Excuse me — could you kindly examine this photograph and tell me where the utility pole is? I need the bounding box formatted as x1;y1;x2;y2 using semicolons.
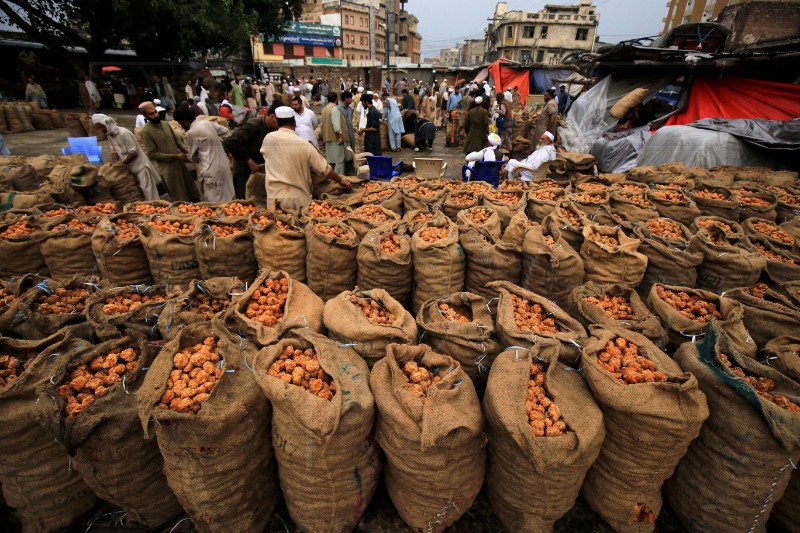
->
385;0;392;68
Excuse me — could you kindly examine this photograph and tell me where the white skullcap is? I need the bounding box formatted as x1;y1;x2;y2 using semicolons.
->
292;86;301;92
275;106;294;119
448;88;454;93
153;98;161;105
543;131;555;142
488;133;501;147
357;86;364;93
156;106;166;112
366;91;373;95
475;96;483;104
221;100;230;106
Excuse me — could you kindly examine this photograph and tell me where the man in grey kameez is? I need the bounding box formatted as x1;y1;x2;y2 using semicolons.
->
320;92;346;174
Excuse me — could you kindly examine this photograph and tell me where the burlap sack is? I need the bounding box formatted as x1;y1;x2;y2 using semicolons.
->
347;205;400;241
39;215;99;280
42;163;87;206
402;206;444;233
402;183;447;213
609;88;649;119
86;284;174;341
139;215;202;287
252;329;380;532
733;188;778;221
35;336;182;528
542;201;589;251
97;162;145;205
305;219;358;301
455;205;501;241
441;190;478;220
647;283;756;356
170;201;220;218
565;190;608;219
411;217;465;314
500;210;535;249
482;189;526;232
360;184;404;215
724;286;800;348
745;235;800;283
91;213;153;286
3;105;24;133
580;224;647;288
484;341;605;532
691;215;745;241
157;277;245;341
357;221;413;307
525;188;565;224
581;326;709;533
489;281;587;366
608;190;659;224
689;227;767;291
570;282;666;349
0;105;8;134
689;185;740;219
227;270;324;347
416;292;502;392
666;327;800;533
137;323;279;532
323;288;416;368
743;217;796;250
0;216;49;276
245;170;267;206
31;111;55;130
459;227;521;301
64;113;87;137
633;220;702;299
776;280;800;311
8;165;43;192
0;329;97;532
644;189;700;227
775;194;800;224
194;217;257;284
371;343;486;532
250;211;306;282
47;110;66;129
520;224;584;310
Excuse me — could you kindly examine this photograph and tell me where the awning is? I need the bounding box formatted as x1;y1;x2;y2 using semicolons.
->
472;68;489;83
488;60;530;101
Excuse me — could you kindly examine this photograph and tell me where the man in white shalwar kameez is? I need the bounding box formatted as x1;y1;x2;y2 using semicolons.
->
91;114;161;200
505;131;557;181
173;108;235;202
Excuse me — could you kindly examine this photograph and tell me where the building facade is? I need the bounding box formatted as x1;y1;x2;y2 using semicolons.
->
485;0;599;65
662;0;732;32
253;21;343;66
398;9;422;63
459;38;486;67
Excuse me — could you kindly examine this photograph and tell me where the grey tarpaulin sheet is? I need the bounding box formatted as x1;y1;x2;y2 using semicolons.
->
590;126;653;173
636;125;779;168
561;74;673;154
688;118;800;150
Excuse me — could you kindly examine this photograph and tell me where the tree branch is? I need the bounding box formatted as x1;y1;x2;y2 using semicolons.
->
3;0;89;46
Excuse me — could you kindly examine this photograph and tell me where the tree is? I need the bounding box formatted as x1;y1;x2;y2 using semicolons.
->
0;0;303;73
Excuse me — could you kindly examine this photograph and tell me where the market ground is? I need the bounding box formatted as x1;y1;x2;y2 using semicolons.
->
2;106;480;178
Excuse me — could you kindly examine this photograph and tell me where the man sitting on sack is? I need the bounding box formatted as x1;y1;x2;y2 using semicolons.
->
504;131;557;181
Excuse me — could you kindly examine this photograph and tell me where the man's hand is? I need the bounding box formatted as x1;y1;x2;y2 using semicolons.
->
357;128;364;135
247;159;259;173
175;153;190;162
337;133;343;145
338;177;352;190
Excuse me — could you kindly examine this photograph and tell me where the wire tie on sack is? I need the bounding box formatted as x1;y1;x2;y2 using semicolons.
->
562;366;584;373
84;510;126;533
168;517;191;533
49;375;56;385
244;353;252;372
568;338;581;349
236;334;248;350
122;374;129;394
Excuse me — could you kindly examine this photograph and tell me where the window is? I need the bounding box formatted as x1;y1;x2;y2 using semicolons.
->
540;26;548;38
504;49;510;57
576;28;589;41
521;50;531;62
523;26;535;38
506;26;513;38
344;15;349;24
304;45;314;57
536;50;545;62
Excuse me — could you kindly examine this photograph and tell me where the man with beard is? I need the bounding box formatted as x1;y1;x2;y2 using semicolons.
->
223;102;280;199
505;131;556;181
138;101;199;201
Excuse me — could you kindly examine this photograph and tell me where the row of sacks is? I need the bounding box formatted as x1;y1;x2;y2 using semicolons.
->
1;276;798;532
1;199;799;319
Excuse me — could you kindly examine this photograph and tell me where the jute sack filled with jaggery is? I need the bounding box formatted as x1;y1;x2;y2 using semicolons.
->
609;190;659;224
442;190;478;221
97;162;145;205
411;217;465;314
323;288;416;368
489;281;587;366
743;216;797;250
689;225;767;292
723;286;800;348
689;185;740;220
457;205;502;240
250;211;306;282
157;277;245;341
139;215;201;287
521;224;584;310
402;183;447;213
371;343;485;533
402;206;443;233
0;328;97;532
86;284;174;341
666;327;800;533
482;189;526;232
357;221;413;307
745;235;800;283
360;184;403;215
484;341;605;532
646;189;701;227
526;188;565;224
227;270;324;347
35;336;182;528
460;226;521;301
305;219;358;301
40;214;100;280
569;282;666;350
416;292;502;392
580;224;648;288
137;323;279;532
0;215;49;276
194;217;257;284
92;213;153;286
542;200;587;250
648;283;756;356
347;204;400;241
633;218;702;299
731;187;778;221
581;326;709;533
252;329;380;532
500;210;536;249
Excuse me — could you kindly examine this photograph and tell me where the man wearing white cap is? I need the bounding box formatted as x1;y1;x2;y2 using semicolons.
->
505;131;556;181
260;106;351;210
463;95;489;155
464;132;503;179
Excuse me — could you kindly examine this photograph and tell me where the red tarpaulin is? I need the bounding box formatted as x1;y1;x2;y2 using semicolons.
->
665;76;800;126
488;59;530;101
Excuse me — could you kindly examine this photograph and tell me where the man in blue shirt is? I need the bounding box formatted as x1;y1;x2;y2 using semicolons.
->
447;89;462;111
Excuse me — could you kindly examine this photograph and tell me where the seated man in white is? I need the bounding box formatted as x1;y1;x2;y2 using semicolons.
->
464;133;503;179
505;131;557;181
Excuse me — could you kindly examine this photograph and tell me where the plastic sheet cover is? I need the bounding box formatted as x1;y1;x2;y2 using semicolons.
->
636;125;779;169
590;126;652;173
689;118;800;150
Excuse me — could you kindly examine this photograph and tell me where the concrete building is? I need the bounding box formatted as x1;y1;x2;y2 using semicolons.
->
459;38;486;67
662;0;800;33
437;47;460;67
485;0;599;65
254;21;344;66
398;9;422;64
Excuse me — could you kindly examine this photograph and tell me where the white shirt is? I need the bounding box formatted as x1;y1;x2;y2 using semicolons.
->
186;120;235;202
505;144;557;181
293;108;319;147
503;90;513;104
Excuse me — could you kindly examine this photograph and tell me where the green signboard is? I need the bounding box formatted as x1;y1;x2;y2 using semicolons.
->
309;57;344;66
286;22;340;37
